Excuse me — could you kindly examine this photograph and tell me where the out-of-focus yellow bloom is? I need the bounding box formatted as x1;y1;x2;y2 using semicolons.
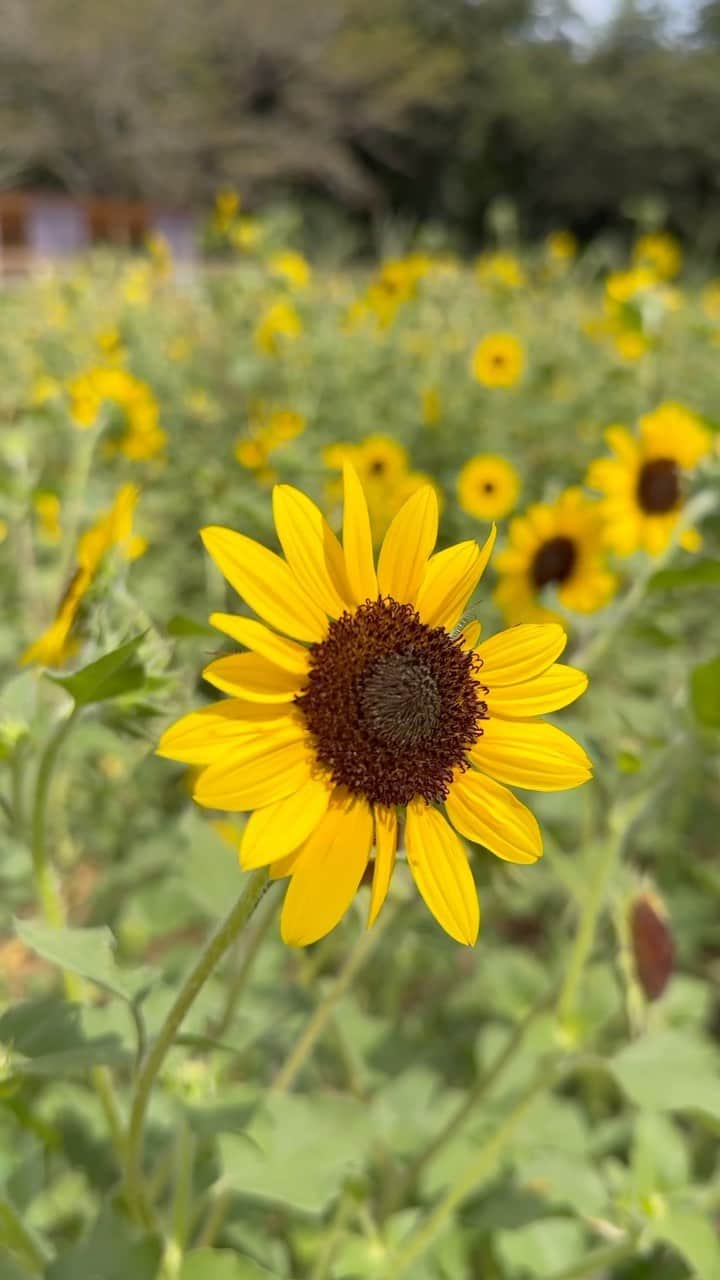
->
605;266;657;305
230;217;262;251
323;435;439;542
30;375;62;406
34;492;62;543
421;386;442;426
546;231;577;262
21;485;146;668
587;403;713;557
495;488;617;625
254;300;302;355
268;250;311;289
96;328;124;361
458;455;520;520
475;252;526;290
0;518;8;544
471;334;525;389
67;367;166;461
633;232;682;281
614;330;651;362
234;406;306;472
213;188;240;234
122;263;152;307
348;255;432;330
146;232;173;279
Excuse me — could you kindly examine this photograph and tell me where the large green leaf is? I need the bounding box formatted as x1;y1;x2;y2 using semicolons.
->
495;1217;587;1278
690;655;720;729
179;1250;282;1280
651;1205;720;1280
13;919;153;1003
218;1093;372;1215
48;635;146;706
45;1210;161;1280
610;1030;720;1119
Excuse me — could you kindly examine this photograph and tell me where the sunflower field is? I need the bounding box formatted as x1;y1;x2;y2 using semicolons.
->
1;214;720;1280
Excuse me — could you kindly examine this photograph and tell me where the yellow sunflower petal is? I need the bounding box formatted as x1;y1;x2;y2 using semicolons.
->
445;769;542;864
405;800;479;945
202;652;303;701
156;700;293;763
342;463;378;603
209;614;309;674
240;775;333;869
415;525;495;630
201;526;327;643
377;485;438;603
272;484;352;618
281;791;373;946
470;719;592;791
270;850;303;880
476;623;566;686
487;664;588;718
459;619;482;649
368;804;397;928
194;737;314;811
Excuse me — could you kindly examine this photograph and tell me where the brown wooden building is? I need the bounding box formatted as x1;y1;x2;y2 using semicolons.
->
0;192;196;272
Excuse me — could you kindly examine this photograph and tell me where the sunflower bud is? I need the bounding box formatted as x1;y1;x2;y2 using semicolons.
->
630;891;674;1002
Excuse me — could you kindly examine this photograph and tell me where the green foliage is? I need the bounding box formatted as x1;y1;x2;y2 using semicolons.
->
0;238;718;1279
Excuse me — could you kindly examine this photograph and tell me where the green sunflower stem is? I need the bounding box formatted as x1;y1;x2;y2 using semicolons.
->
0;1191;54;1273
30;707;128;1164
271;903;396;1095
383;1066;556;1279
383;982;557;1217
123;868;272;1226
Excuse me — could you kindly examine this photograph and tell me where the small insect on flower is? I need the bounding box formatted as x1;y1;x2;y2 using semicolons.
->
629;890;674;1002
158;468;591;947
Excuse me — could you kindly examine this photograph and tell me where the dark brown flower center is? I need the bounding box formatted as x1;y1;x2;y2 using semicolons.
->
296;598;486;807
482;481;496;494
636;458;680;514
531;536;577;589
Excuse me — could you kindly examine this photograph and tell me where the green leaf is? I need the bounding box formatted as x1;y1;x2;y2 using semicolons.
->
649;559;720;591
630;1113;690;1198
218;1093;372;1215
651;1205;720;1280
47;635;146;706
166;614;216;638
690;655;720;729
45;1209;161;1280
495;1217;587;1278
179;1250;282;1280
610;1030;720;1119
13;919;153;1003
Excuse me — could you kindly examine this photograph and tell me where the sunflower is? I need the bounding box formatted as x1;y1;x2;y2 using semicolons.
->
458;455;520;521
22;485;145;668
158;469;591;947
494;488;617;625
586;404;713;557
471;334;524;389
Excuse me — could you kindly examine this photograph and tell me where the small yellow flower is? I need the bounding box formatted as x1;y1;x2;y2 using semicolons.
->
605;267;657;305
158;468;591;947
471;334;525;389
30;375;62;406
21;486;146;668
34;492;62;543
614;330;651;362
254;300;302;355
587;403;713;557
0;518;8;544
633;232;682;281
67;368;166;461
96;328;123;360
546;231;577;263
475;252;525;290
268;250;311;290
702;280;720;323
458;456;520;520
213;188;240;233
495;488;617;624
